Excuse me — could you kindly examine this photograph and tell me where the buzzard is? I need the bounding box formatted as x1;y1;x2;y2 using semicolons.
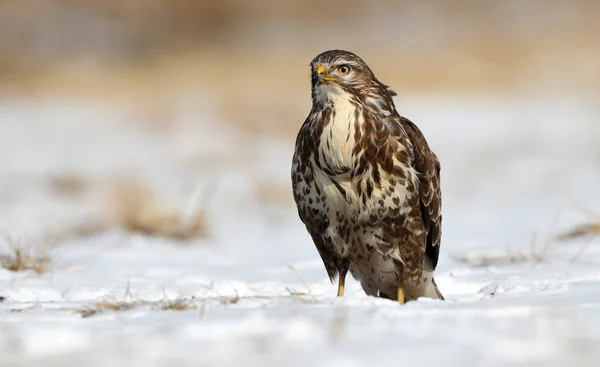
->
291;50;443;304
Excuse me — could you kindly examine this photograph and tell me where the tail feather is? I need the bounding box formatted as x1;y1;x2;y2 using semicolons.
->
413;276;444;301
431;278;444;300
397;277;444;302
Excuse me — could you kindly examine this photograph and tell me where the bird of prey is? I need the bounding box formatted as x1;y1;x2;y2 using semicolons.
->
291;50;443;304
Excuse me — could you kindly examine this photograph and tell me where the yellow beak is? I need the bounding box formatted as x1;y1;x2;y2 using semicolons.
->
315;65;326;75
314;65;340;82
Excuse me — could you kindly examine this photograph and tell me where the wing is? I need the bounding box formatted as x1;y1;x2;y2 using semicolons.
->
291;124;339;281
400;117;442;269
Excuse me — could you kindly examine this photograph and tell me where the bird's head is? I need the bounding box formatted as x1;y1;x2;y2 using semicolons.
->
309;50;397;109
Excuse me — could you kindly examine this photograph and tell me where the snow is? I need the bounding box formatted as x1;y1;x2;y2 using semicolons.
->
1;92;599;366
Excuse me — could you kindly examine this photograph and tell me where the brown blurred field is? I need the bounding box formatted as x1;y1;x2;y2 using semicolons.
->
1;1;598;177
2;0;599;91
0;0;599;137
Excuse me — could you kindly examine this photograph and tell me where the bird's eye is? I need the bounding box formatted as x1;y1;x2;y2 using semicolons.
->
337;65;351;75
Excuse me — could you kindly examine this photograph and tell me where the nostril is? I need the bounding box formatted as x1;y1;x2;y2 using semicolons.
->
314;66;326;75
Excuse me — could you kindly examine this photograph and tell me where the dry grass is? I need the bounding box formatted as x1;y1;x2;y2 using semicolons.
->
46;220;114;244
40;178;210;243
287;265;313;295
77;294;256;318
218;294;241;305
286;265;320;303
286;290;320;304
46;174;89;197
159;298;198;311
555;220;600;262
0;241;51;274
456;234;552;267
111;180;209;241
78;298;140;318
63;284;326;318
77;289;199;317
556;222;600;241
455;252;530;267
457;225;598;267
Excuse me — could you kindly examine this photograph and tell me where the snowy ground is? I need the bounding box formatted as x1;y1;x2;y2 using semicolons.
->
1;91;600;366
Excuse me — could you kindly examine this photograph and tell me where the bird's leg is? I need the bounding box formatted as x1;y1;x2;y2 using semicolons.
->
336;260;350;297
397;284;405;305
337;272;346;297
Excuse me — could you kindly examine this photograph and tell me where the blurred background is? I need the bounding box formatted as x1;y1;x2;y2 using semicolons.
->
1;1;600;365
0;0;599;256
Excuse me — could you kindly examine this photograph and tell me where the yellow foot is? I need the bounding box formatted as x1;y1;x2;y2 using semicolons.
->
397;284;405;305
337;273;346;297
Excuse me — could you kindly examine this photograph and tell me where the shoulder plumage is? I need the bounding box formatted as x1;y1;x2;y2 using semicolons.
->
397;116;442;267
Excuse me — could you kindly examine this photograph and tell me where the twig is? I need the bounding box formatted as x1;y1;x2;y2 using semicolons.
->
288;265;312;295
556;222;600;241
571;237;595;263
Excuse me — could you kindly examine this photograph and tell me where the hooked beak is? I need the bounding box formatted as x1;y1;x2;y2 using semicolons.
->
313;65;340;84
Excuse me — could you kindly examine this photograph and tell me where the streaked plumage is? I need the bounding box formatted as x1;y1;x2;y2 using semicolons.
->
291;50;443;302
